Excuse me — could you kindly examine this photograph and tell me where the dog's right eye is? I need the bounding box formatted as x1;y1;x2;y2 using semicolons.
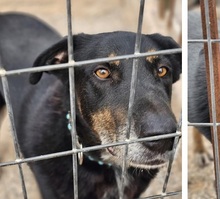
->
157;66;168;78
94;68;111;79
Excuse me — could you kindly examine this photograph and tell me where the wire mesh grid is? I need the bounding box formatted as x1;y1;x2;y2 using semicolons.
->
188;0;220;198
0;0;182;198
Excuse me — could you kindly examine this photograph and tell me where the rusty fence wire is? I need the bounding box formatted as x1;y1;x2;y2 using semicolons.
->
188;0;220;198
0;0;182;198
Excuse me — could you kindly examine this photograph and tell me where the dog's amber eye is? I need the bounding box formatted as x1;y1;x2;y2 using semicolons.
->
95;68;110;79
157;66;168;77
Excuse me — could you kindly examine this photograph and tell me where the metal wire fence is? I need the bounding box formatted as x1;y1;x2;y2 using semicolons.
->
0;0;182;198
188;0;220;198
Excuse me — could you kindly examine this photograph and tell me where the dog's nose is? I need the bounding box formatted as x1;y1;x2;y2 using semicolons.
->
139;110;177;152
133;98;177;152
139;110;177;137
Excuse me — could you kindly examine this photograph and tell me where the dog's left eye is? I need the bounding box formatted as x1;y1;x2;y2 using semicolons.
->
94;68;111;79
157;66;168;77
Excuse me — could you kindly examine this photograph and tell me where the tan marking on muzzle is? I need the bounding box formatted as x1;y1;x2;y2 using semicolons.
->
146;49;158;63
76;96;83;115
91;108;127;142
91;109;116;141
108;53;120;66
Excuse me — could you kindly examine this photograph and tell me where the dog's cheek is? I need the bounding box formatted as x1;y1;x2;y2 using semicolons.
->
90;108;117;143
162;78;173;99
171;56;182;83
90;108;127;144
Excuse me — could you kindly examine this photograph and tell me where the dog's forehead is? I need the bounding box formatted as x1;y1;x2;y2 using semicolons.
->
97;33;162;56
101;33;136;52
77;32;176;68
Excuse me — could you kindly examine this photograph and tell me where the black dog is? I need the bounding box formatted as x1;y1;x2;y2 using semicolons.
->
0;13;181;199
188;11;212;141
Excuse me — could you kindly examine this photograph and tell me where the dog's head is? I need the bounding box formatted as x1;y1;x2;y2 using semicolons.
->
30;31;181;169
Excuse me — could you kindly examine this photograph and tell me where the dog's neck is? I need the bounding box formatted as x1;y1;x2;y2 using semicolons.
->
66;112;112;167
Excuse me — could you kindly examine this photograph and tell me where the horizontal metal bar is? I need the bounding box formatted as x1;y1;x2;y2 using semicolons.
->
0;131;181;167
138;190;181;199
0;48;181;77
188;122;220;127
188;39;220;43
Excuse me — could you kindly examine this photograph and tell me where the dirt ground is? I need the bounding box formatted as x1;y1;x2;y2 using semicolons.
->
188;127;216;199
0;0;183;198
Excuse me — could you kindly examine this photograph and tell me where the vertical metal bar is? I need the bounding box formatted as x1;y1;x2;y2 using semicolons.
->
0;66;28;199
125;0;145;138
66;0;74;61
118;0;145;198
200;0;220;198
66;0;79;198
161;115;182;198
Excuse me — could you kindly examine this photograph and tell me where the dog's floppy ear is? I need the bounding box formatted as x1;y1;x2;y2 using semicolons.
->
148;33;182;83
29;37;69;84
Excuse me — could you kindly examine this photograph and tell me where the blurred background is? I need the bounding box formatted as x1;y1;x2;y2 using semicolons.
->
0;0;182;198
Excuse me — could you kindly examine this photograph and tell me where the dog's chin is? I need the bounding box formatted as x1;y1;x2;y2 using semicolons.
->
101;155;168;170
128;161;167;169
100;148;171;170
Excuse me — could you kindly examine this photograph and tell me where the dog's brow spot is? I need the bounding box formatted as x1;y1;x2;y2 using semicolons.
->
146;49;158;63
108;53;120;66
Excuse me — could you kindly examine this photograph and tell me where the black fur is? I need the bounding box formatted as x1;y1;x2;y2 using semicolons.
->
188;11;212;141
0;13;181;199
0;12;61;113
